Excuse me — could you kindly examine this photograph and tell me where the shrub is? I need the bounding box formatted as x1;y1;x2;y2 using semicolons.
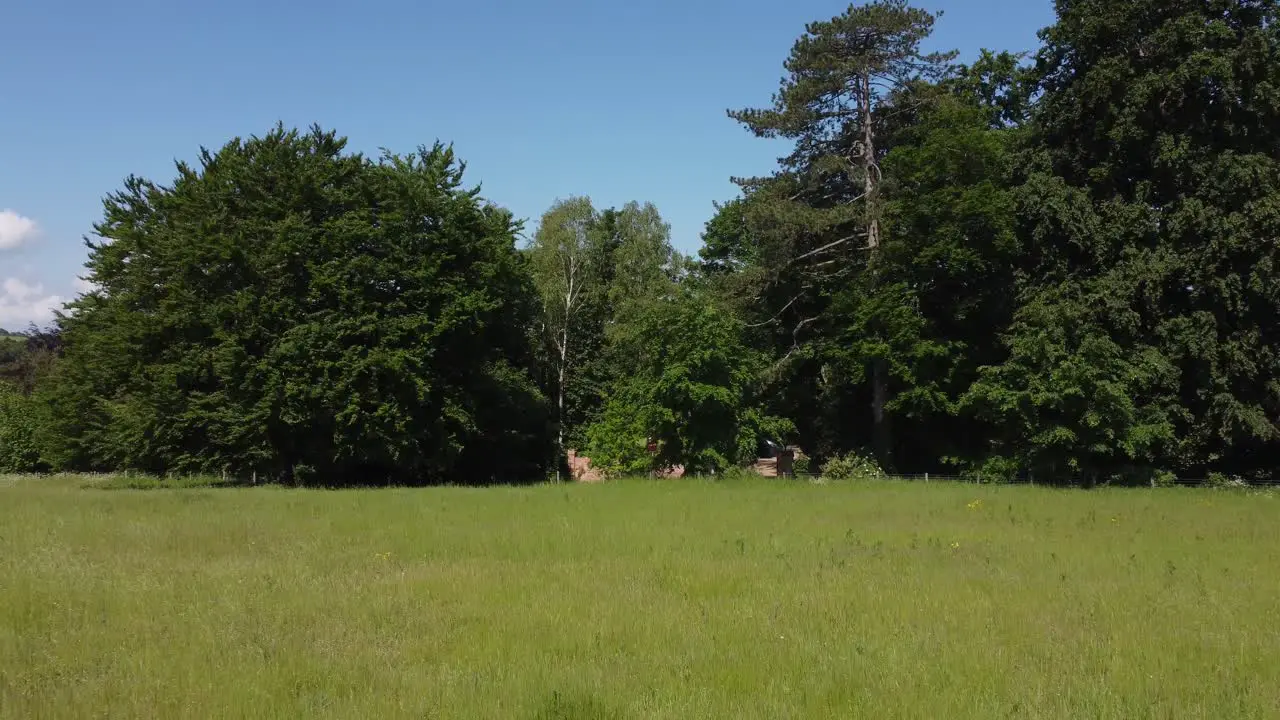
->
963;456;1021;484
793;454;812;476
0;386;46;473
820;452;885;481
1206;472;1248;489
715;466;764;483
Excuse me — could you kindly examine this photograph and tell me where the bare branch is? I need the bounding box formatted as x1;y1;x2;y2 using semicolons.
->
746;293;803;328
793;233;867;263
793;315;818;340
765;314;821;378
839;190;870;207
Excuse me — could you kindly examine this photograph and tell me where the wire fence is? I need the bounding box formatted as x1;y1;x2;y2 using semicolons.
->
5;470;1276;491
782;472;1279;489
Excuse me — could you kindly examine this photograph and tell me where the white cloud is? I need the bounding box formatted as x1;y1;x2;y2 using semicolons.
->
0;278;64;329
4;278;41;301
0;210;39;250
73;276;100;295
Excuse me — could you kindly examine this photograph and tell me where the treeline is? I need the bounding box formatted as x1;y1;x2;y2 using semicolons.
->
699;0;1280;486
2;0;1279;485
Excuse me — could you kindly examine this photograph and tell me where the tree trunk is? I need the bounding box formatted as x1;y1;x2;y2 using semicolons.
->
861;71;889;469
557;328;568;482
871;357;892;471
555;254;578;484
862;72;880;252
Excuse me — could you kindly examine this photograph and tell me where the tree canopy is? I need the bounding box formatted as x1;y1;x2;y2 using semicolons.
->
39;126;551;486
5;0;1280;486
966;0;1280;484
700;0;1280;484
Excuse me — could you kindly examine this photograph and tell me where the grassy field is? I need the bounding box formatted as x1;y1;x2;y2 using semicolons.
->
1;475;1278;719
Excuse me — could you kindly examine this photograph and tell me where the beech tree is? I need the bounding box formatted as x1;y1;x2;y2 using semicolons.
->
44;126;552;485
585;285;792;476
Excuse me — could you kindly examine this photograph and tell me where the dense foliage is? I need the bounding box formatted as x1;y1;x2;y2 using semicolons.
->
967;0;1280;484
0;384;46;473
0;326;61;396
523;198;683;461
4;0;1279;485
585;286;792;476
35;127;551;485
698;0;1280;485
523;198;789;476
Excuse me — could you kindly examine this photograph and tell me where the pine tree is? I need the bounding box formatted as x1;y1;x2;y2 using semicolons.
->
726;0;955;468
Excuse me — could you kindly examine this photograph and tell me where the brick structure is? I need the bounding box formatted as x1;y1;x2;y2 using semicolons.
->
566;450;603;483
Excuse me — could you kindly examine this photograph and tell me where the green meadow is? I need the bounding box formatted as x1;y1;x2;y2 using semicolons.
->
2;475;1277;719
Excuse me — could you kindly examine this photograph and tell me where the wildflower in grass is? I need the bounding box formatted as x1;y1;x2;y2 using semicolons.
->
950;542;961;550
967;500;982;510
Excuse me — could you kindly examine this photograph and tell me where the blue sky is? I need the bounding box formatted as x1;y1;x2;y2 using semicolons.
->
0;0;1054;328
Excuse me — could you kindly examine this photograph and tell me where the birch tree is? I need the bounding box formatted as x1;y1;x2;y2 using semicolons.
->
528;197;604;472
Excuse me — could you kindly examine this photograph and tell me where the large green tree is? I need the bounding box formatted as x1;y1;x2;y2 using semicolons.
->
726;0;956;468
527;197;608;471
526;198;683;460
706;63;1024;472
585;285;792;476
45;125;552;485
606;201;682;329
969;0;1280;483
866;56;1025;470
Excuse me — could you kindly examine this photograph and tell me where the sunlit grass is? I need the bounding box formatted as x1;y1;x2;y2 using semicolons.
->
2;475;1277;718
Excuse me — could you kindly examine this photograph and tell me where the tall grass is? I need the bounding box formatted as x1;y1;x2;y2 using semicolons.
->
1;475;1277;718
